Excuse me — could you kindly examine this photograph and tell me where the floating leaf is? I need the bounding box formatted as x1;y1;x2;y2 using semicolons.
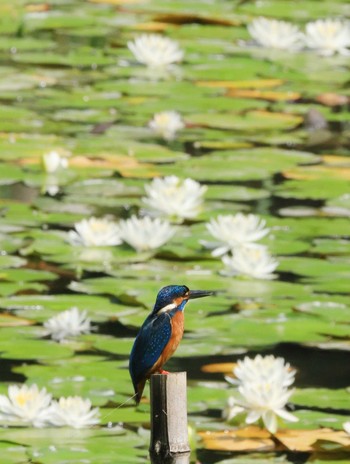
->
275;428;350;452
187;110;303;131
197;79;285;89
201;362;236;374
199;426;350;452
198;426;274;452
0;327;74;360
226;89;300;102
293;388;350;411
0;313;34;327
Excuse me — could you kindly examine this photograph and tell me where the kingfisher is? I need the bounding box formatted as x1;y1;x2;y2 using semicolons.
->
129;284;212;404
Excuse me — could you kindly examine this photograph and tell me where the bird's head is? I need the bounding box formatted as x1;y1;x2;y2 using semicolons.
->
152;284;212;316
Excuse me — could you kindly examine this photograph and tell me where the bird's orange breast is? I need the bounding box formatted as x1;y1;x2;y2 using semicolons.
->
159;311;184;367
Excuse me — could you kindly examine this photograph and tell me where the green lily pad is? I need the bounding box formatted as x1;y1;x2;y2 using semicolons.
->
0;37;56;52
293;388;350;411
276;178;350;200
0;294;129;322
0;442;28;463
15;356;132;405
12;49;115;68
156;148;318;182
0;254;26;268
186;110;303;131
0;427;146;463
311;238;350;255
0;327;74;360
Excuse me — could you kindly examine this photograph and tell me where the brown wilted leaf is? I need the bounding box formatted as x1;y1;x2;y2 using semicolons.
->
226;89;300;102
89;0;141;4
69;155;158;178
198;426;274;451
201;362;236;374
316;93;349;107
283;165;350;181
0;313;34;327
199;427;350;453
321;155;350;166
19;154;158;178
196;79;284;89
132;22;172;32
275;428;350;452
25;3;50;12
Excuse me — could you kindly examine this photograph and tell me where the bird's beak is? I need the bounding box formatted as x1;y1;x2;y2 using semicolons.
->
188;290;213;300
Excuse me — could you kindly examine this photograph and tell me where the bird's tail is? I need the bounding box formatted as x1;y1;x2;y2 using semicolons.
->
135;379;146;404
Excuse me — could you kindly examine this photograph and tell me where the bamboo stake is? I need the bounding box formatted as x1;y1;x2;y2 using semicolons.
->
149;372;190;464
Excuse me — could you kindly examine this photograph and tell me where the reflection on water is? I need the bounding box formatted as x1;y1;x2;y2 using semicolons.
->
0;182;38;203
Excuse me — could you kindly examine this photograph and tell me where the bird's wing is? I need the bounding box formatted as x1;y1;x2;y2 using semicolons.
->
129;312;172;387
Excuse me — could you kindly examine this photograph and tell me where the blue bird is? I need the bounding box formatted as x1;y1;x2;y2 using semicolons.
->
129;285;212;404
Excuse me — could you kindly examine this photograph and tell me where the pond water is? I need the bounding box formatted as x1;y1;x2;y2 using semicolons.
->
0;0;349;463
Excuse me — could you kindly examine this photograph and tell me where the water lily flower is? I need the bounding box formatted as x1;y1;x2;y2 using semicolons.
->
46;396;100;429
204;213;269;257
42;175;60;196
44;307;91;341
304;19;350;56
227;355;296;389
235;378;298;433
118;215;176;252
68;217;122;247
0;384;52;428
222;246;278;280
223;355;298;433
344;421;350;434
143;176;207;220
148;111;185;141
42;150;68;174
223;396;246;422
127;34;184;69
247;17;303;50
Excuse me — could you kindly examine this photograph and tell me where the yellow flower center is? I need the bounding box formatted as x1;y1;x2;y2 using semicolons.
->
91;222;109;232
15;392;34;406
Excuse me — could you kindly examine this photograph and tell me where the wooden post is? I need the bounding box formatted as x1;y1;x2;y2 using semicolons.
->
149;372;190;464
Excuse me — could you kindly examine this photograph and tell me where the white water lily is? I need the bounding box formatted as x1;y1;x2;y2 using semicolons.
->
44;307;91;341
42;150;68;173
46;396;100;429
236;379;298;433
227;355;296;389
127;34;184;68
143;176;207;220
223;396;245;421
149;111;185;141
204;213;269;257
248;17;303;50
304;19;350;56
68;217;122;247
222;246;278;280
0;384;52;427
118;215;176;252
223;355;298;433
42;174;60;196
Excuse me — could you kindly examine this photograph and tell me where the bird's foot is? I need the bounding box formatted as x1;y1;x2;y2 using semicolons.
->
159;369;169;375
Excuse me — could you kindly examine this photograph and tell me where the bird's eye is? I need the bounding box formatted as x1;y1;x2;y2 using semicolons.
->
184;291;189;298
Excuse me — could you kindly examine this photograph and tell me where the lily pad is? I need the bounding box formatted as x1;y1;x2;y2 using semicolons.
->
0;327;74;360
157;148;318;182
